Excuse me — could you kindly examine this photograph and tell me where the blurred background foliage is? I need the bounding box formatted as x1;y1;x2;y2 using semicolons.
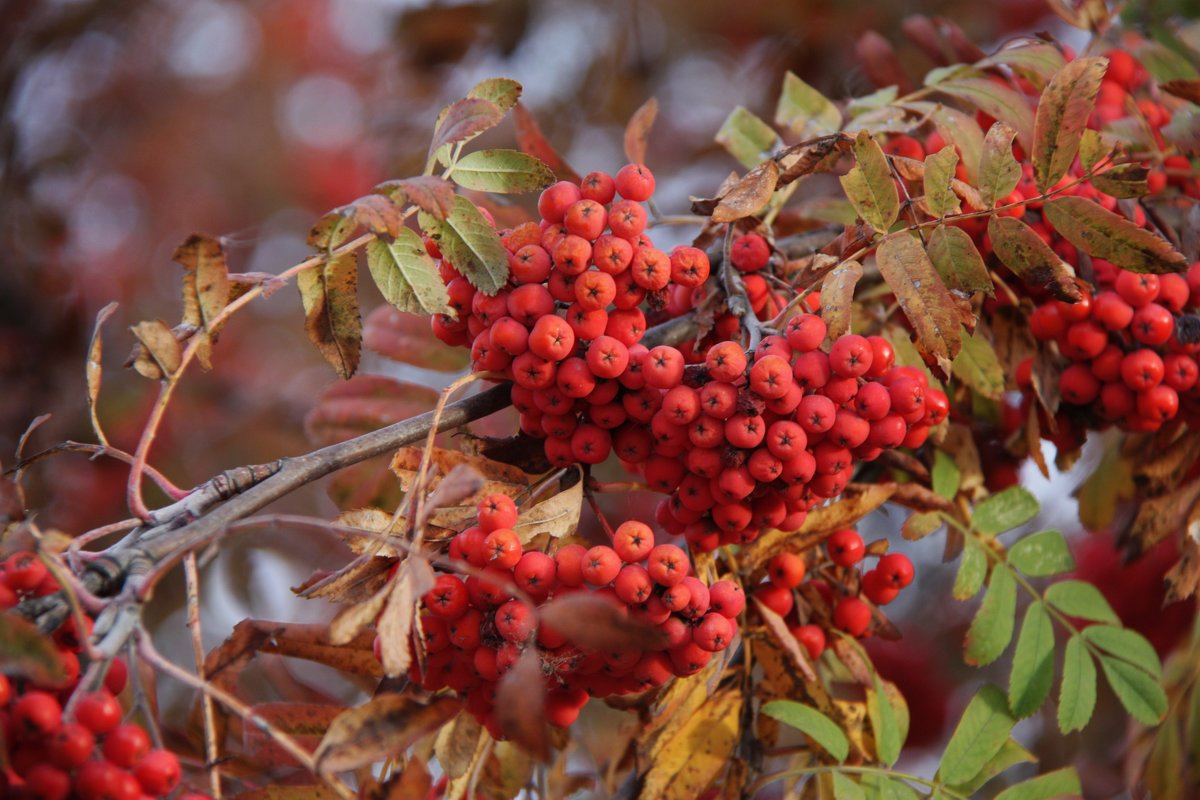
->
2;0;1197;792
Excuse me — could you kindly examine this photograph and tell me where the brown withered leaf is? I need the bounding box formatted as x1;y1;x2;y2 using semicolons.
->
207;620;383;691
435;712;486;785
941;423;985;500
875;234;962;372
513;102;581;183
1161;80;1200;104
1164;522;1200;603
783;252;840;290
375;176;457;221
242;702;340;768
328;581;390;646
638;686;742;800
383;757;433;799
776;135;850;188
514;474;583;544
987;215;1082;302
363;305;470;372
624;97;658;166
232;787;343;799
1125;477;1200;558
173;233;230;335
742;482;897;570
298;248;361;380
637;658;722;760
377;559;435;678
538;593;668;651
902;512;943;541
1133;429;1200;497
711;160;780;223
495;648;550;761
392;447;531;490
753;598;816;682
890;156;984;211
314;694;460;775
339;194;403;238
129;320;182;380
423;464;485;521
299;550;394;602
819;260;863;340
86;302;118;446
888;483;954;513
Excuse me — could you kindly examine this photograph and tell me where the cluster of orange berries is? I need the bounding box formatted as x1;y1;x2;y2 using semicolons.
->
387;494;747;739
751;528;916;654
1;553;197;800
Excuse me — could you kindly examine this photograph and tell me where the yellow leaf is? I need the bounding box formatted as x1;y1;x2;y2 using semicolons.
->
639;686;742;800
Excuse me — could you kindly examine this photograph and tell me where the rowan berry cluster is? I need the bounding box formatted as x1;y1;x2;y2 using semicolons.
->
389;494;745;740
750;529;916;652
640;328;949;552
1;553;195;800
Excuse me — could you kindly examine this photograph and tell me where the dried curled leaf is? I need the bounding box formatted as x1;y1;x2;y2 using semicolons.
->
624;97;658;166
314;694;460;775
363;305;470;372
819;260;863;339
639;686;742;800
298;251;361;380
712;160;780;223
754;598;816;682
495;648;550;761
375;176;456;220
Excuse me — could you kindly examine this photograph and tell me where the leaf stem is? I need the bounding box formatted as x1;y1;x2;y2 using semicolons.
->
750;763;968;798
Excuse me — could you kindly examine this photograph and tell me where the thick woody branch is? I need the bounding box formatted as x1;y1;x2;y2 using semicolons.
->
20;313;700;631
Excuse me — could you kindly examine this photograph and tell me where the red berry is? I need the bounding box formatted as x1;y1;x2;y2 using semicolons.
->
48;722;95;769
134;749;182;796
827;529;865;567
582;545;622;587
694;613;734;652
613;520;654;563
614;163;656;201
13;690;63;736
709;580;745;618
477;494;518;532
878;552;915;588
424;574;470;620
768;552;806;589
646;544;689;587
829;335;874;378
730;234;770;272
834;597;872;636
103;723;152;768
790;623;826;660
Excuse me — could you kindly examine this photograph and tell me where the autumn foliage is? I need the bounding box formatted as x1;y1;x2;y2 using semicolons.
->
5;2;1200;799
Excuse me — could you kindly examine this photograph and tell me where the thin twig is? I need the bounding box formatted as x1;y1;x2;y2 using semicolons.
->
185;552;222;798
13;441;187;500
138;634;356;800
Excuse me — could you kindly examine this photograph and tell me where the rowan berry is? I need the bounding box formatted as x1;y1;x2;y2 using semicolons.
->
768;552;806;589
102;723;151;768
538;180;583;223
615;163;656;201
753;583;794;617
730;234;770;272
1115;270;1159;307
134;750;182;796
580;170;616;204
1131;302;1174;345
1121;349;1164;390
586;335;630;379
833;597;872;637
564;199;607;240
829;334;874;378
827;529;865;567
643;346;685;389
631;247;671;290
862;569;900;605
425;574;470;619
608;200;648;239
605;307;646;346
75;690;122;735
878;552;915;587
582;546;622;586
797;394;837;434
694;613;733;652
647;544;689;587
791;624;826;660
749;354;793;399
709;580;746;618
554;544;587;587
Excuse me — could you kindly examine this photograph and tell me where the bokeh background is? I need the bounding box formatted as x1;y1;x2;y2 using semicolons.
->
2;0;1197;795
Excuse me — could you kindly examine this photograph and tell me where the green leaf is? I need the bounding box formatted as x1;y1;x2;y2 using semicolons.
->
775;72;842;137
1133;39;1200;83
365;231;452;317
832;772;866;800
449;149;555;194
974;486;1040;535
716;106;780;169
298;251;361;379
1032;57;1107;191
947;737;1036;796
866;674;903;766
874;234;961;372
952;328;1005;401
978;43;1067;86
0;613;68;686
861;775;920;800
1057;634;1097;733
1044;579;1119;624
1008;602;1055;717
938;77;1035;150
926;225;993;295
1091;164;1150;199
1042;196;1190;274
1081;625;1162;678
422;196;509;296
1008;530;1075;577
978;122;1021;207
839;129;899;235
987;215;1081;303
938;685;1017;787
847;86;899;118
965;567;1017;666
954;540;988;600
1079;129;1114;173
923;145;961;218
761;701;849;761
932;450;961;500
1098;654;1168;725
993;768;1082;800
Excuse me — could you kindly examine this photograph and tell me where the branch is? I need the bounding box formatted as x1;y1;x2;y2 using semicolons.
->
19;313;699;632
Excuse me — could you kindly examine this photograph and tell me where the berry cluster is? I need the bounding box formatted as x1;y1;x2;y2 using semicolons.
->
637;327;949;552
749;528;916;651
387;494;745;739
1;553;194;800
